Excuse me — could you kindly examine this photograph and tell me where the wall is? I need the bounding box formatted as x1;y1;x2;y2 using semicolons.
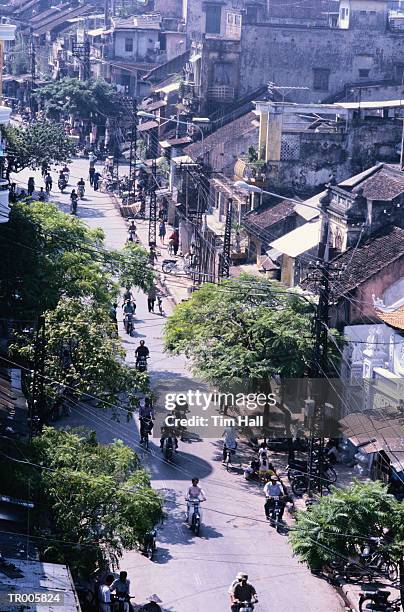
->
114;29;159;60
154;0;182;18
263;121;401;191
239;23;404;104
165;32;185;60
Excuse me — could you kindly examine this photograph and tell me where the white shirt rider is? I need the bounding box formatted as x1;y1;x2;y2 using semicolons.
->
186;480;206;520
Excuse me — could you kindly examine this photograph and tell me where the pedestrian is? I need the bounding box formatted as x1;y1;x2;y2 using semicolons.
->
169;228;179;256
9;183;17;203
38;187;46;201
148;245;158;267
147;285;156;313
89;166;95;186
159;220;166;244
93;171;101;191
27;177;35;196
41;161;48;177
44;172;53;194
99;574;114;612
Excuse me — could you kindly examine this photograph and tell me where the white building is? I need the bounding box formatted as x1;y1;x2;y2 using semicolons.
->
0;23;16;224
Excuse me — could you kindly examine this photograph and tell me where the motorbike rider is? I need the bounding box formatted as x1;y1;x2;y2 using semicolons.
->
110;571;131;612
264;474;285;522
77;177;85;193
70;189;78;212
139;396;155;444
127;219;137;242
185;478;206;522
44;172;53;194
135;340;149;368
222;426;238;463
230;573;258;612
123;286;133;303
58;169;67;187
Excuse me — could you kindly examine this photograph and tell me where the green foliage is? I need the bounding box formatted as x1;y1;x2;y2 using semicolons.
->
36;78;125;121
248;145;258;163
2;121;76;175
33;427;163;573
289;481;404;571
164;275;315;387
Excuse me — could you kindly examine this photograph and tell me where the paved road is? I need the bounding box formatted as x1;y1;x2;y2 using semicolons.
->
13;160;345;612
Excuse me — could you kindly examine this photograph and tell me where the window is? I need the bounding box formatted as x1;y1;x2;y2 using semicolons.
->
340;7;349;19
359;10;367;15
359;68;370;78
313;68;330;91
125;38;133;52
205;4;221;34
245;4;258;23
395;63;404;84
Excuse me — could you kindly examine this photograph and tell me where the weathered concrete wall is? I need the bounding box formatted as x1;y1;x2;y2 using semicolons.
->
154;0;182;18
240;24;404;104
265;121;401;191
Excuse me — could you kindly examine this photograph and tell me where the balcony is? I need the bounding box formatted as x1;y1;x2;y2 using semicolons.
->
207;85;235;102
0;179;10;224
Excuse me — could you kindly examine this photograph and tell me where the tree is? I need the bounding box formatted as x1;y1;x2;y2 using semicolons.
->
36;78;125;122
0;201;152;318
2;121;76;178
289;480;404;606
164;275;317;438
33;427;163;574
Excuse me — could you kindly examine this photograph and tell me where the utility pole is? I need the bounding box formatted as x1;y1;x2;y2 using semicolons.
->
72;40;91;81
148;157;157;246
28;317;46;442
218;197;233;279
127;97;138;203
307;188;331;496
29;33;36;119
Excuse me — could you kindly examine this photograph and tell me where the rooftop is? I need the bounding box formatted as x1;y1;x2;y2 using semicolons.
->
330;226;404;299
350;165;404;200
375;305;404;330
243;200;296;240
269;218;322;258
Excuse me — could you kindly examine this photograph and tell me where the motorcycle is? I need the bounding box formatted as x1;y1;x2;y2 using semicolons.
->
136;355;148;372
140;528;157;560
58;177;67;193
187;499;203;536
124;312;134;336
266;496;284;533
77;184;85;199
162;436;175;462
236;602;257;612
140;416;153;450
359;589;401;611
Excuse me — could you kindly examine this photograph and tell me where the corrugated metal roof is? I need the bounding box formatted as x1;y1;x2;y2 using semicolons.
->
335;100;404;110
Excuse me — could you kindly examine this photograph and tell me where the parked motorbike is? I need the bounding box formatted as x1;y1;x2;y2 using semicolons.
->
140;529;157;560
359;589;401;611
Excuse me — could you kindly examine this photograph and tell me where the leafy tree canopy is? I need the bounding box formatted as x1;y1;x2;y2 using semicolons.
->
33;427;163;573
2;121;76;176
36;78;125;121
164;275;316;387
289;480;404;572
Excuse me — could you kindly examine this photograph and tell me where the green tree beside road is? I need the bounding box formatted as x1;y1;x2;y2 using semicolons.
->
1;121;76;179
32;427;162;574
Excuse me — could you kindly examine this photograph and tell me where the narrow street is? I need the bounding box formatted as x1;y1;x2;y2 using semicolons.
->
13;160;346;612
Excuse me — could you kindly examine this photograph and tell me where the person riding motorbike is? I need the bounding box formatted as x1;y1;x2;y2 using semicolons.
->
127;220;137;243
135;340;149;368
58;170;67;191
264;475;285;522
77;178;85;198
123;286;133;303
139;397;155;444
62;164;70;180
230;573;258;612
70;189;78;214
110;571;131;612
222;426;238;463
123;300;136;334
185;478;206;522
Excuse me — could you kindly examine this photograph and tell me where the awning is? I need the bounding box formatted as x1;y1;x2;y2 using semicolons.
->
189;53;202;63
138;120;159;132
269;219;321;258
155;81;180;94
171;155;196;165
87;27;111;36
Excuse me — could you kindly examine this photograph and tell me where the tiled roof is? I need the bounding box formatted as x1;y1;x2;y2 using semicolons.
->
329;226;404;299
351;166;404;200
244;200;295;230
185;112;256;160
375;305;404;331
